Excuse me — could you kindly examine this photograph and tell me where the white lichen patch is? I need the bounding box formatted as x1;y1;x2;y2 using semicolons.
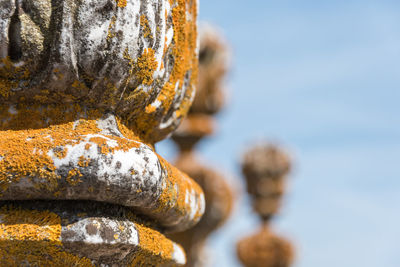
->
61;217;139;246
46;134;163;208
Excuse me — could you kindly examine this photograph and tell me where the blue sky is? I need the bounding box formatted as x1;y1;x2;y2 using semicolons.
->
158;1;400;266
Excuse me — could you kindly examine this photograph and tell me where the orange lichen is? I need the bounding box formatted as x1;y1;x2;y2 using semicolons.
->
140;15;153;40
128;216;182;266
0;206;93;266
129;218;185;266
131;0;199;143
54;147;68;159
78;156;90;168
122;47;158;104
0;57;30;99
155;156;203;223
0;104;139;194
66;169;83;186
135;48;158;86
0;206;184;266
116;0;127;8
107;16;117;41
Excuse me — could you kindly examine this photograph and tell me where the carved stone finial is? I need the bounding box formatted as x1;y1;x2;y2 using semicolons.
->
237;143;294;267
168;24;233;267
0;0;204;265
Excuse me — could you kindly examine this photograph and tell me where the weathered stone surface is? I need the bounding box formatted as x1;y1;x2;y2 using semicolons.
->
0;201;186;266
0;112;204;231
0;0;198;143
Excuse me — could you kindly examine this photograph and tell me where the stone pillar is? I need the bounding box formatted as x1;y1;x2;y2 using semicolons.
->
168;25;233;267
0;0;204;266
237;143;295;267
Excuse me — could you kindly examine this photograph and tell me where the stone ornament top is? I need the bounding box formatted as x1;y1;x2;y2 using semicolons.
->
0;0;198;143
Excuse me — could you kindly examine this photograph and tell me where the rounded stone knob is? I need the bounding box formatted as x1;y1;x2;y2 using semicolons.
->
0;0;198;143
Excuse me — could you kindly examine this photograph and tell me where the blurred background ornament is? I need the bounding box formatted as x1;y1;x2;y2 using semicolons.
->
237;143;295;267
169;24;234;267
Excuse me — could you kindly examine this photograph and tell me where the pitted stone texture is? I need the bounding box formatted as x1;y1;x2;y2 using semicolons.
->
0;113;204;232
0;0;198;142
0;201;186;266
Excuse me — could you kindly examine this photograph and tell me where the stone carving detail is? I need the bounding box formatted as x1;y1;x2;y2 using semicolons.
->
237;143;295;267
0;0;204;266
169;24;233;267
0;0;198;143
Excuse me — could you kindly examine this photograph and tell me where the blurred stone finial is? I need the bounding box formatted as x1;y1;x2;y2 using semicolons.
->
169;24;233;267
241;144;291;221
190;23;231;115
237;226;294;267
237;143;294;267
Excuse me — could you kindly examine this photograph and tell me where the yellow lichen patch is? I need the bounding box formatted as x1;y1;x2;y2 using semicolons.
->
127;217;181;266
124;47;158;88
0;105;96;192
0;57;31;99
115;116;146;145
116;0;127;8
0;105;141;194
136;48;157;86
154;155;203;223
66;169;83;186
107;15;117;42
54;147;68;159
78;156;90;168
0;206;61;242
140;15;153;40
130;0;199;143
0;206;93;266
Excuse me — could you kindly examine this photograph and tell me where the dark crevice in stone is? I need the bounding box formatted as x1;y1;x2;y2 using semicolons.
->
8;0;22;62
